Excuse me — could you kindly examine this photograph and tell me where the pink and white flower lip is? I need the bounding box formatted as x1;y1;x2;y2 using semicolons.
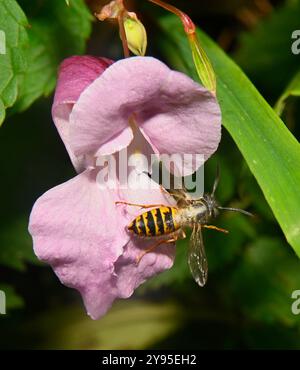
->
29;55;222;319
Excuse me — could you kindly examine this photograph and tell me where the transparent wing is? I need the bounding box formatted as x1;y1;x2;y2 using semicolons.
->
187;224;208;287
168;171;190;204
167;188;191;207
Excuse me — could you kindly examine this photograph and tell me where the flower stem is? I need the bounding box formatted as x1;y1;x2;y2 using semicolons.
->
95;0;130;58
147;0;195;34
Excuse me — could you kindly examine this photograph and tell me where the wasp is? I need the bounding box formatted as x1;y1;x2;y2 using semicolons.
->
116;173;252;287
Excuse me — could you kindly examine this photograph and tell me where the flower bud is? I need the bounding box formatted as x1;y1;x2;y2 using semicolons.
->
124;13;147;56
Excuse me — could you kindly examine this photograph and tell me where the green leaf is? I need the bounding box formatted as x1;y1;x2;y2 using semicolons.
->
0;217;40;271
0;99;5;123
158;15;300;256
11;21;57;113
0;284;24;311
0;0;28;125
275;69;300;115
0;0;92;119
13;0;92;113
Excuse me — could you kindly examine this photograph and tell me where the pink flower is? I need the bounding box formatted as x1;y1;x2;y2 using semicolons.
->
29;55;221;319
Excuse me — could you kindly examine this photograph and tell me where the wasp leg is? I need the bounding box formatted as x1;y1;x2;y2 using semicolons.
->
115;201;169;208
136;238;177;265
136;229;186;264
178;228;186;239
203;225;229;234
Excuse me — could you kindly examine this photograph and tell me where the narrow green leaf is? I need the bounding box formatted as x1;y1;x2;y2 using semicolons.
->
158;15;300;256
0;99;5;123
188;34;216;94
275;69;300;115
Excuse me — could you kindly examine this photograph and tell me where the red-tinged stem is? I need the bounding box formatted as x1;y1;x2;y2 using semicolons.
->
118;11;130;58
147;0;216;93
147;0;195;34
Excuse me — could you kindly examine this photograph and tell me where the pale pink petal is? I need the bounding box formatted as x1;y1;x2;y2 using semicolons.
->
29;167;176;319
29;169;127;319
52;56;113;172
96;126;134;156
115;239;174;298
139;68;220;175
69;57;169;157
69;57;221;174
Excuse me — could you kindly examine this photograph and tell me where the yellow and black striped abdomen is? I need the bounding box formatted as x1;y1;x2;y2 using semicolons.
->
128;207;179;237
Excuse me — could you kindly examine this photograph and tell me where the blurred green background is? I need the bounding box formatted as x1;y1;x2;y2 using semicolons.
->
0;0;300;349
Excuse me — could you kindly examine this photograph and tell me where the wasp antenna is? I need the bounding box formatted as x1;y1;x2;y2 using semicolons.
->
211;164;220;196
218;206;253;217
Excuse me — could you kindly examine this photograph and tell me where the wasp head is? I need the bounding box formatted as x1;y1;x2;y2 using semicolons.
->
202;193;220;218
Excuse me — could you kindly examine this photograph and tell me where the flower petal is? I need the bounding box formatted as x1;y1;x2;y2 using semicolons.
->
52;56;113;172
29;166;175;319
115;239;174;298
69;57;221;174
29;169;127;319
139;69;221;175
69;57;169;157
